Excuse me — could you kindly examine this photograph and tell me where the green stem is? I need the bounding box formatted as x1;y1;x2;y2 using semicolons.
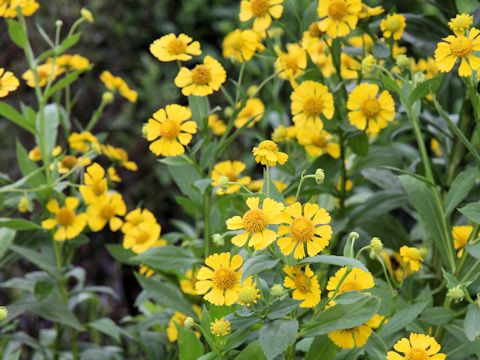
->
204;188;211;258
85;98;108;131
266;166;271;197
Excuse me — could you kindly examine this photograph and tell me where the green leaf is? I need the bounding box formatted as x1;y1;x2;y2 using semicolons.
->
259;319;299;360
188;95;210;122
0;228;16;259
6;19;26;48
456;0;479;13
445;167;477;216
132;245;198;271
378;301;429;337
36;104;60;162
372;43;390;59
37;33;82;64
33;280;54;301
15;140;46;192
89;318;124;343
464;304;480;341
9;244;58;276
364;332;387;360
235;341;265;360
266;298;301;320
0;218;41;230
135;273;195;317
442;269;461;289
299;255;368;272
0;102;36;133
105;244;136;265
399;174;455;271
241;252;280;281
381;74;401;94
408;76;442;104
305;335;337;360
303;293;379;337
347;132;369;157
45;70;85;99
177;325;204;360
420;307;456;325
466;243;480;259
159;156;202;201
459;202;480;223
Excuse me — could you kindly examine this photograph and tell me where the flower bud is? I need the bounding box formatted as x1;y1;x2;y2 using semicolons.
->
18;196;29;213
210;318;231;336
361;55;376;75
270;284;284;297
348;231;360;242
0;307;7;321
447;286;464;302
184;317;195;329
247;85;259;97
413;71;426;85
396;55;410;70
314;168;325;185
81;8;94;23
212;233;225;246
224;106;234;118
218;176;230;190
370;237;383;252
55;20;63;27
102;91;114;104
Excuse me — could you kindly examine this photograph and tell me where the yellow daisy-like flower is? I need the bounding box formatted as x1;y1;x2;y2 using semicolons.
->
435;27;480;77
348;34;375;52
211;160;251;195
252;140;288;167
53;54;90;72
122;209;164;254
387;333;446;360
167;306;202;342
341;53;361;79
174;56;227;96
101;145;138;171
448;14;474;36
0;0;39;18
326;267;375;297
239;0;284;32
283;265;321;308
195;252;243;306
413;57;438;80
358;4;384;19
86;193;126;232
180;269;199;295
80;163;108;204
452;225;473;257
223;29;264;63
347;83;395;136
226;197;284;250
210;317;231;336
380;13;406;40
274;43;307;82
0;68;20;98
56;155;91;174
100;71;137;103
208;114;227;136
272;125;297;142
22;63;61;88
145;104;197;157
291;81;334;130
328;314;385;349
301;29;335;77
399;246;423;273
278;202;332;259
234;98;265;128
150;33;201;62
68;132;99;153
296;128;341;158
238;276;260;306
41;197;87;241
380;250;407;283
121;208;155;234
317;0;362;38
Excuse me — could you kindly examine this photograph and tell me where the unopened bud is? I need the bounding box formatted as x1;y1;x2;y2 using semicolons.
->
224;107;234;118
247;85;259;97
18;196;29;213
0;307;7;321
212;233;225;246
361;55;376;75
141;123;148;138
396;55;410;70
314;168;325;185
102;91;114;104
218;176;230;190
270;284;284;297
370;237;383;252
81;8;94;23
413;71;426;85
348;231;360;242
184;317;195;329
55;20;63;27
447;286;464;301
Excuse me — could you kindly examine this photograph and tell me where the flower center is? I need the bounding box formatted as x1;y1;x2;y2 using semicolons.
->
61;155;78;170
309;23;322;37
312;134;328;148
243;208;268;233
192;64;212;85
225;172;237;182
92;180;106;196
291;217;315;243
167;38;187;54
159;119;181;139
100;204;116;219
213;268;237;290
450;36;472;57
406;348;428;360
251;0;270;17
340;280;362;292
361;98;381;118
328;1;348;21
385;17;401;32
56;208;75;226
284;55;299;72
303;96;323;117
259;140;279;152
294;274;311;293
136;231;150;244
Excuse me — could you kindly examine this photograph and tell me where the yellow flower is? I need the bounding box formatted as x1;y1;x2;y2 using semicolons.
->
387;333;446;360
54;54;90;72
274;43;307;82
0;68;20;98
145;104;197;157
17;196;30;213
28;146;61;162
238;276;260;306
210;317;231;336
226;197;284;250
87;193;126;232
278;202;332;259
239;0;284;32
139;264;154;277
272;125;297;142
430;138;442;157
317;0;362;38
380;250;406;283
326;267;375;297
68;132;99;153
399;246;423;273
167;306;201;342
328;314;385;349
380;13;406;40
348;34;375;52
56;155;91;174
448;14;474;36
41;197;87;241
435;28;480;77
122;210;164;254
174;56;226;96
296;129;340;159
195;252;243;306
100;71;137;103
283;265;321;308
211;160;251;195
108;166;121;183
252;140;288;166
291;81;334;130
150;33;201;62
347;83;395;136
234;98;265;128
452;225;473;257
22;63;61;87
208;114;227;136
101;145;138;171
301;31;335;77
358;4;384;19
341;53;361;79
80;163;108;204
0;0;39;18
80;8;94;23
413;58;438;79
223;29;264;63
121;208;155;233
180;269;199;295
